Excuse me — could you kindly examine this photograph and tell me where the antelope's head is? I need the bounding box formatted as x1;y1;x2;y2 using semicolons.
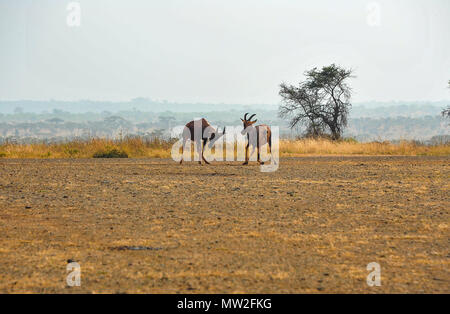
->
208;126;226;147
241;113;257;135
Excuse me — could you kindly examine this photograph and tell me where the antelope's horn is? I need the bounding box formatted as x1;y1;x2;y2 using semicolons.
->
248;114;256;121
244;113;249;120
222;126;226;134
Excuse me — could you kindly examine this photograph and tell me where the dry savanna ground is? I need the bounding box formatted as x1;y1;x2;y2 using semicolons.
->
0;156;448;293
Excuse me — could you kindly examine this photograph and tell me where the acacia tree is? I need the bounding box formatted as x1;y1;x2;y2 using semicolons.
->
279;64;354;140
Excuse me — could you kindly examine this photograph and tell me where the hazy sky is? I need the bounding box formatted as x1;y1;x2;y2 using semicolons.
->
1;0;449;104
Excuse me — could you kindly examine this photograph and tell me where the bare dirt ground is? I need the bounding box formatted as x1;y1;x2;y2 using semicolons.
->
0;157;448;293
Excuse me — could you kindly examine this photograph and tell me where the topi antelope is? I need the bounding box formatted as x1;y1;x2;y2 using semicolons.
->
180;118;226;165
241;113;273;165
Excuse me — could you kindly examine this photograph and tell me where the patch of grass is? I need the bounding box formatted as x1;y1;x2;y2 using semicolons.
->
0;137;448;158
93;147;128;158
279;139;450;156
65;148;80;158
0;137;174;158
342;137;359;144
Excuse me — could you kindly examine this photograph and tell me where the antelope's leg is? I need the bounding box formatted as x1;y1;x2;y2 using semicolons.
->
180;138;185;164
268;134;276;164
243;143;249;165
257;146;266;165
257;132;263;164
202;139;210;165
269;136;275;164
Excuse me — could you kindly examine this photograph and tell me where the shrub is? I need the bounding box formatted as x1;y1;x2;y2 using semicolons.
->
93;147;128;158
65;148;80;157
0;152;6;158
342;137;358;144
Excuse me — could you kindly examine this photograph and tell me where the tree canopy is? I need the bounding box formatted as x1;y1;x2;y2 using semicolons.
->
279;64;354;140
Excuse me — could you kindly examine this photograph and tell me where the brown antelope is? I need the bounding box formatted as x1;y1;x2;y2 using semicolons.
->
241;113;272;165
180;118;225;165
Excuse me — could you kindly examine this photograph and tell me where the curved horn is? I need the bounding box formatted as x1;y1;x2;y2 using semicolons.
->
248;114;256;121
244;113;249;121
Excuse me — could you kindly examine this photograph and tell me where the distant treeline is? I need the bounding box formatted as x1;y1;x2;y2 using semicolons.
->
0;99;447;116
0;98;272;114
0;101;448;142
0;115;448;144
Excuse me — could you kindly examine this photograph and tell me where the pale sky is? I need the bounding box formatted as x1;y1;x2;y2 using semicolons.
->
1;0;449;105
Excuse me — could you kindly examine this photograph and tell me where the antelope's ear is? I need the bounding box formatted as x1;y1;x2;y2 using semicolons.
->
251;120;257;124
240;118;244;122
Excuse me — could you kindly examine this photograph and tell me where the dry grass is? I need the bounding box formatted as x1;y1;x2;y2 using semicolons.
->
0;137;174;159
0;137;448;158
280;138;450;156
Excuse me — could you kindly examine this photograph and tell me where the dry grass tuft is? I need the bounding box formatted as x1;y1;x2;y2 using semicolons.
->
0;137;448;158
0;137;174;159
280;138;450;156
